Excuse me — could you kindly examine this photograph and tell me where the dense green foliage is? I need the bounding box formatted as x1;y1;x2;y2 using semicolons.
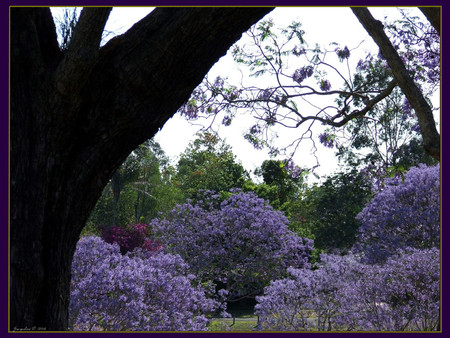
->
289;169;373;254
85;139;183;234
174;132;250;202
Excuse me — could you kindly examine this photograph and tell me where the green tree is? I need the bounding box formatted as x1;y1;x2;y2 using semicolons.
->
10;7;272;330
290;169;373;254
256;160;302;205
86;139;183;231
174;132;250;201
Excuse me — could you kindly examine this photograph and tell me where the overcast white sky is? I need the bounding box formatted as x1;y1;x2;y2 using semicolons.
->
51;6;436;182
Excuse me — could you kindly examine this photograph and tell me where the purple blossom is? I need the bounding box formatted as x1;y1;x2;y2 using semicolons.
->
285;159;302;179
318;132;334;148
256;248;440;331
213;76;224;88
180;101;198;119
250;124;261;135
355;164;440;264
293;66;314;84
151;191;313;301
259;89;272;100
319;79;331;92
401;97;413;120
222;115;232;126
357;58;368;71
224;87;240;101
292;45;306;56
335;46;350;61
411;123;421;133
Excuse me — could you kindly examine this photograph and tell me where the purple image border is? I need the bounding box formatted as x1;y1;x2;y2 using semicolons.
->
2;0;446;337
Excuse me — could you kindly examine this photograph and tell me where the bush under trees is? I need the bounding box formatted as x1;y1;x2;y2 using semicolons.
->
255;248;440;331
69;236;219;331
100;223;162;254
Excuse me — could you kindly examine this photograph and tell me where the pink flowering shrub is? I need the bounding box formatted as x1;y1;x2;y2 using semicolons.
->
100;223;162;254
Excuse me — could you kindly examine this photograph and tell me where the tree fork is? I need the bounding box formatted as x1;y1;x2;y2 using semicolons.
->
10;6;273;330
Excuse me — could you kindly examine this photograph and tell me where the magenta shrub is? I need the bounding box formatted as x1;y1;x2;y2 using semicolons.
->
100;223;162;254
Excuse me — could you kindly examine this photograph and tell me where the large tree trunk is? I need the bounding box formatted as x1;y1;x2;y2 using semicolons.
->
351;7;440;161
10;6;273;331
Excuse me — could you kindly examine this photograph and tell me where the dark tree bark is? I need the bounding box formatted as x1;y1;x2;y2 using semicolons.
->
351;7;440;161
10;6;273;331
419;6;440;35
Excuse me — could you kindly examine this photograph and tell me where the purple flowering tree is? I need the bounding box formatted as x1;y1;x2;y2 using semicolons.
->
255;254;363;331
256;248;440;331
355;163;440;264
150;191;313;302
341;248;440;331
69;236;219;331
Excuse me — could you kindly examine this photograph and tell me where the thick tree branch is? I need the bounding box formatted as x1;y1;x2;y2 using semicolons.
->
419;7;440;35
351;7;440;161
10;8;62;74
77;7;274;177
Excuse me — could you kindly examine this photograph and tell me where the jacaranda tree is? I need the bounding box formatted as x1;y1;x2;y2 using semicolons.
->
150;190;313;302
69;236;219;331
355;163;440;264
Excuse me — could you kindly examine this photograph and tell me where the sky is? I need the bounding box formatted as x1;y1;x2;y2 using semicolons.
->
51;6;436;182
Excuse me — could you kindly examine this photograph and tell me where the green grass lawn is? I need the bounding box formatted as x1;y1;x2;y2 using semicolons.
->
208;316;259;331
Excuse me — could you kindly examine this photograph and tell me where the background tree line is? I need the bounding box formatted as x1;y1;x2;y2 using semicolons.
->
86;124;436;257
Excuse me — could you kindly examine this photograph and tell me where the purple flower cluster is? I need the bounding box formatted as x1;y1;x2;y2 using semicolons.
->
293;66;314;84
335;46;350;61
223;87;240;101
387;16;440;85
100;223;161;255
284;159;302;179
180;100;199;119
256;248;440;331
401;97;413;119
318;132;334;148
69;236;219;331
355;164;440;264
319;79;331;92
150;191;313;301
258;89;272;100
222;116;232;126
